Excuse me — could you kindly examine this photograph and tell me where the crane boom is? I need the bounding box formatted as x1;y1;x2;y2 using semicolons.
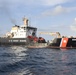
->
39;32;61;38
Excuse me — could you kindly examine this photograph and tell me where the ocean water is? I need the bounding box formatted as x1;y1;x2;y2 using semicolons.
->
0;46;76;75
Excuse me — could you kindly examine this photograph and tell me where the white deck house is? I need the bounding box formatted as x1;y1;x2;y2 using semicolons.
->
6;18;37;38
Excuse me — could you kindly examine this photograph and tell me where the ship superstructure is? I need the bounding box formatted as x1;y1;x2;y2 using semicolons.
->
6;18;37;38
0;18;38;45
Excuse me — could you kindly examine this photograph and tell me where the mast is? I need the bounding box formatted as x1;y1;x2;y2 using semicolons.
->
23;17;29;26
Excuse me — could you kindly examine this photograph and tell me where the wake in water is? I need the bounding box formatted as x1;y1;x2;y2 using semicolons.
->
0;46;76;75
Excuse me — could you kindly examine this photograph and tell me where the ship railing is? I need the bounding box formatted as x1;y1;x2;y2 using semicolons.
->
0;36;8;38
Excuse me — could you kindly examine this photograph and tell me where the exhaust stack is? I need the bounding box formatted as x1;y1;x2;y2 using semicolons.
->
23;17;28;26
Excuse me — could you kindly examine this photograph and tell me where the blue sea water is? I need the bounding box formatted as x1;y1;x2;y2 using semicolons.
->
0;46;76;75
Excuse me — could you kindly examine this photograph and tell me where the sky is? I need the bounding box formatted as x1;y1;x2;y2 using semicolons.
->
0;0;76;40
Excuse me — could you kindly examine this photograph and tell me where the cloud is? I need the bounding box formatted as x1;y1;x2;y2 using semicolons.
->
0;0;73;7
70;18;76;31
41;5;76;16
70;25;76;31
40;0;71;6
0;0;73;16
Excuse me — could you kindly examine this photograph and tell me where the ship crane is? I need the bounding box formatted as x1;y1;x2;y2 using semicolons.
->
39;32;61;38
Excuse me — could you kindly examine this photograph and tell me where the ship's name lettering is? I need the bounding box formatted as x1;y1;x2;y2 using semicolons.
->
9;40;26;42
9;40;18;42
72;39;76;41
20;40;26;42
